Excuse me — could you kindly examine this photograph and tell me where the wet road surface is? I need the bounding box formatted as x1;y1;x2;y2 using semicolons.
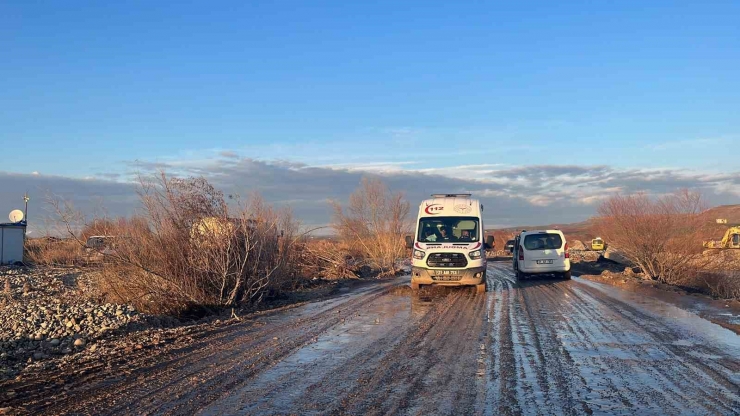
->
4;262;740;415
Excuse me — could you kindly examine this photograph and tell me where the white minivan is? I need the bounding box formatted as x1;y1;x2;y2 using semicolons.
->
512;229;571;280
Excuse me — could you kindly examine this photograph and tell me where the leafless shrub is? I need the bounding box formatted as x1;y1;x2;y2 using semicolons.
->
331;178;410;277
24;238;86;266
701;270;740;299
52;172;304;316
596;189;709;285
297;239;359;280
698;250;740;299
80;218;117;240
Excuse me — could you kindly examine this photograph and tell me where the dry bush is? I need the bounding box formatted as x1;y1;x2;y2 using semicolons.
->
24;238;86;266
698;250;740;299
54;172;304;316
700;270;740;299
80;218;117;240
331;178;410;277
596;189;709;285
296;239;359;280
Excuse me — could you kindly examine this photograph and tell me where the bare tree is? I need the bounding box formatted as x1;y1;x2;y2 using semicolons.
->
48;172;304;316
331;178;410;276
596;189;708;284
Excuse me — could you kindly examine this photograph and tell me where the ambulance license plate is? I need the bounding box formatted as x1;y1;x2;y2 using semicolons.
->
435;270;460;275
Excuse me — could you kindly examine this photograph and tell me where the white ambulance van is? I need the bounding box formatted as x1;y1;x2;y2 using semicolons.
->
405;194;494;293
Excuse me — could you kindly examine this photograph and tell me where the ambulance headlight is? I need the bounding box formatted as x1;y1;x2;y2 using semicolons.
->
469;250;482;260
413;250;425;260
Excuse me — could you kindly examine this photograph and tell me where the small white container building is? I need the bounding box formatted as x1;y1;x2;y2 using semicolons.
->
1;208;27;265
1;222;26;265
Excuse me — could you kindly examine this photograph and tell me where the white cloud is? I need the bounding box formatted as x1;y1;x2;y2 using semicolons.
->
3;156;740;235
315;161;419;173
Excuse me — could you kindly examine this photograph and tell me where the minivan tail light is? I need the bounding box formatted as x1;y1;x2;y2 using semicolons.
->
518;246;524;261
564;242;569;258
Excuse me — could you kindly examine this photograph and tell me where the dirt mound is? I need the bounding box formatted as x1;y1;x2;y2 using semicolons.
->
569;240;587;251
603;247;633;266
569;251;600;263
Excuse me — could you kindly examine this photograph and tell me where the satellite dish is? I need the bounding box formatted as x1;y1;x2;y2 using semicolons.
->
9;209;24;223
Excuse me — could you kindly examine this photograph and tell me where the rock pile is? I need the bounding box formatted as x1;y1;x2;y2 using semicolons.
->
569;240;587;251
0;266;144;377
569;250;600;263
603;247;633;266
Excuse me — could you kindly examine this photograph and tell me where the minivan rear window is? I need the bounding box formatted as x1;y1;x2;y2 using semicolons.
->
523;233;563;250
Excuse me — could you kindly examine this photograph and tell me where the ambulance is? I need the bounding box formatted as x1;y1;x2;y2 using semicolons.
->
405;194;494;293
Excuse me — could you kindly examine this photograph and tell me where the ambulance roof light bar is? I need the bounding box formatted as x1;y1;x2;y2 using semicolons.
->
431;193;472;198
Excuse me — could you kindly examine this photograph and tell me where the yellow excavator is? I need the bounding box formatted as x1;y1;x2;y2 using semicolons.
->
703;226;740;249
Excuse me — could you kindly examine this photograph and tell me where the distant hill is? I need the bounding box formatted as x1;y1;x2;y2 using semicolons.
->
701;204;740;224
488;218;598;245
700;204;740;240
488;204;740;245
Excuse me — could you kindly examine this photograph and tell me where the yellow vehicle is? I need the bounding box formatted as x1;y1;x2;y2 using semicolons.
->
591;237;605;251
703;226;740;249
190;216;236;240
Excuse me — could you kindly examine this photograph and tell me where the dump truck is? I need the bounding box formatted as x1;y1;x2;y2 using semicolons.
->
703;226;740;249
405;193;494;293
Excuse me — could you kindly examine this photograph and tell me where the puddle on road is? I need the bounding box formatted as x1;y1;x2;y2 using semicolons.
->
574;277;740;354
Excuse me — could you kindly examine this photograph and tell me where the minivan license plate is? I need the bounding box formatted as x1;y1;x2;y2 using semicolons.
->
435;270;460;275
536;260;553;264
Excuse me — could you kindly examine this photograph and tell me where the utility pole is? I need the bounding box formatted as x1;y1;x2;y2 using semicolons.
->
23;193;29;225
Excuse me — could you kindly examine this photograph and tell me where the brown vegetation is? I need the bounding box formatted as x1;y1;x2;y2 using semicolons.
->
596;189;708;285
331;178;410;277
701;270;740;300
48;173;305;316
296;239;360;280
25;237;87;266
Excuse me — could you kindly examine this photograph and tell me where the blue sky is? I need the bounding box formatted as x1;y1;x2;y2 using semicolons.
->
1;1;739;228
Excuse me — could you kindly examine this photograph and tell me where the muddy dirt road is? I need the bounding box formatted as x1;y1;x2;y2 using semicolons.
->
3;261;740;415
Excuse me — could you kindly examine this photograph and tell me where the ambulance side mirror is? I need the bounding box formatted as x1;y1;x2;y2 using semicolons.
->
405;235;414;249
484;235;494;250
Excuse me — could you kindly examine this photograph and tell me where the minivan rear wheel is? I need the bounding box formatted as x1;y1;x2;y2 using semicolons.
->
516;270;525;280
562;271;571;280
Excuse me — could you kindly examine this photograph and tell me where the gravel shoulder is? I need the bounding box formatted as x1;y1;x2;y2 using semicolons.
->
2;261;739;415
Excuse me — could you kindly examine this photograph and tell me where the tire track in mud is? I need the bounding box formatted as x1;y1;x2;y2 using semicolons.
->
555;283;726;413
4;262;740;415
128;283;409;415
567;282;740;413
480;271;521;415
321;287;486;415
5;281;401;415
202;290;433;414
484;262;740;415
541;279;735;413
198;282;489;415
